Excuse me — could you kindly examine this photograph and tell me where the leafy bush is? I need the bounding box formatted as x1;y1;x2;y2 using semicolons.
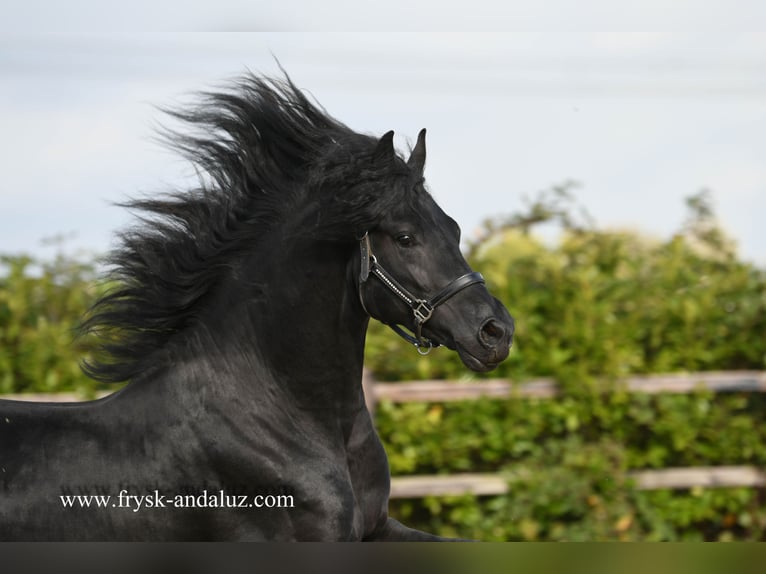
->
1;189;765;539
0;250;103;396
378;392;766;540
365;188;766;381
366;188;766;540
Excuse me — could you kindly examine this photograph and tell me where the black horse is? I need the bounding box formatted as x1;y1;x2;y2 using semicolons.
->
0;74;513;540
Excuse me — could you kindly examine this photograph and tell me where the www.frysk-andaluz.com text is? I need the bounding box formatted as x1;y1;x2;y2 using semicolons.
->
60;489;295;512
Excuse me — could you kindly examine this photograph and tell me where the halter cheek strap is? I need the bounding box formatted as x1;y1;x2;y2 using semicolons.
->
358;233;485;354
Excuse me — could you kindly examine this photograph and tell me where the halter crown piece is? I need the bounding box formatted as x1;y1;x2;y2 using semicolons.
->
358;233;485;355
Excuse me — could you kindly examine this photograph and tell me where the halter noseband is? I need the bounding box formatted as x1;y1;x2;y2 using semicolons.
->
358;232;485;354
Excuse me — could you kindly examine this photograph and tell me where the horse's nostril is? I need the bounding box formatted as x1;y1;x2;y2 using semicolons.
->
479;318;506;349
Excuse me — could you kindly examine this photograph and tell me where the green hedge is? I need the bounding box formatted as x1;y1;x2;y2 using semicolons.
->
378;392;766;541
365;189;765;382
1;189;765;539
366;189;766;540
0;251;104;396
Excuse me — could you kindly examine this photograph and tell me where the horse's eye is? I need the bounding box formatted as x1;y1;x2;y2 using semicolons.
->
396;234;414;247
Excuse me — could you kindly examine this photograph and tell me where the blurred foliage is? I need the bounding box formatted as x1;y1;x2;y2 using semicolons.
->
1;188;765;539
367;186;766;541
365;186;765;381
0;248;104;397
380;393;766;541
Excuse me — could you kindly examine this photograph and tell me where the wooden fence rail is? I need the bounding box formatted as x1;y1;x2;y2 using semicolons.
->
370;370;766;497
366;370;766;411
389;466;766;498
4;371;765;497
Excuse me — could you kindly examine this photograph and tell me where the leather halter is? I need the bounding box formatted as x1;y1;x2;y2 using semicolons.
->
358;233;485;354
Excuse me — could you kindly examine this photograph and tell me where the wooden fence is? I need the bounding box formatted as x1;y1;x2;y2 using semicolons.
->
4;371;766;499
363;370;766;409
362;371;766;498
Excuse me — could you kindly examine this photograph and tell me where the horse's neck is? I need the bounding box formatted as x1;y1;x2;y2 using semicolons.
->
204;238;368;410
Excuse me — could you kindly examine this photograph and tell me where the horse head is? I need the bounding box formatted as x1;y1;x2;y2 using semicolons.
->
358;129;514;372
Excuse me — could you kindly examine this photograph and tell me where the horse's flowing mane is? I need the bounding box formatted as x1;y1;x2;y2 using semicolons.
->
81;72;415;383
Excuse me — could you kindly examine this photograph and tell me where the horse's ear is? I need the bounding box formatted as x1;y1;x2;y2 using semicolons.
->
373;130;396;162
407;128;427;175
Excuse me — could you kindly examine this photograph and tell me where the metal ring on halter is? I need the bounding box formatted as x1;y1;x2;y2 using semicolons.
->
357;232;486;353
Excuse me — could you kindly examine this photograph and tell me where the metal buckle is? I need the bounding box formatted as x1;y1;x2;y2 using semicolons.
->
413;300;433;324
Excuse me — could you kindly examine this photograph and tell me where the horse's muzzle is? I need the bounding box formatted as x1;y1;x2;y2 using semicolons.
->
454;312;514;373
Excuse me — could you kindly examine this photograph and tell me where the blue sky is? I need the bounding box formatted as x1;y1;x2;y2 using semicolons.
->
2;32;765;264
